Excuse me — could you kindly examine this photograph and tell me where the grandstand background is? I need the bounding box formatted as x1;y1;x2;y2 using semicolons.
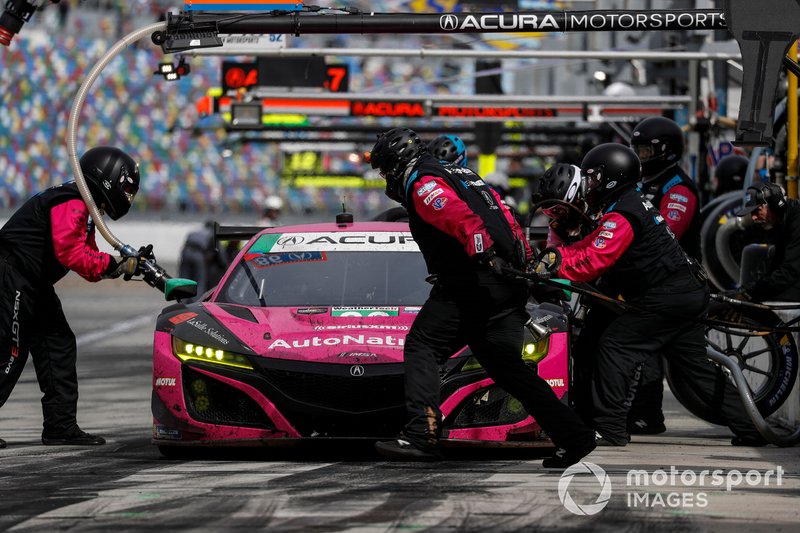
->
0;0;566;216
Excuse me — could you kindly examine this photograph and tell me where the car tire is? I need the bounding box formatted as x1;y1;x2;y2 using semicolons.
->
666;302;799;425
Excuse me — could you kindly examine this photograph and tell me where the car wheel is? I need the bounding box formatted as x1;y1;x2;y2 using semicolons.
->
666;303;798;425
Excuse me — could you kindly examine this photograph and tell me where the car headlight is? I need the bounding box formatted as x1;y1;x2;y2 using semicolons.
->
172;337;254;371
522;337;549;363
460;336;550;372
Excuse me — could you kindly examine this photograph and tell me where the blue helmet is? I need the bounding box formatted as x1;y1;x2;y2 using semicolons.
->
428;134;468;167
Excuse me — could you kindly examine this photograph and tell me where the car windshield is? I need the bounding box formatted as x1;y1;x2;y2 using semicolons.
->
217;250;431;307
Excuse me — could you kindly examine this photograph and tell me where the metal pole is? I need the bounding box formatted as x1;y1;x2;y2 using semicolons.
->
189;47;741;61
181;9;727;35
240;91;690;106
788;41;799;199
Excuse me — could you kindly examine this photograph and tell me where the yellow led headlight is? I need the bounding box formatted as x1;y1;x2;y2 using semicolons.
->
460;336;550;373
172;337;253;371
522;337;550;364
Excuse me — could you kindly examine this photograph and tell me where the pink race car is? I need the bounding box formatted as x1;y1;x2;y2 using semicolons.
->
151;216;569;456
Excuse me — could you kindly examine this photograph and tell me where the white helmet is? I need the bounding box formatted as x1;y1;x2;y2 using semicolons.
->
264;195;284;211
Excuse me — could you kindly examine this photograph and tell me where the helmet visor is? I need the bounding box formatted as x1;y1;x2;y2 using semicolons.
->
122;181;138;206
581;168;603;198
632;142;657;162
541;204;570;221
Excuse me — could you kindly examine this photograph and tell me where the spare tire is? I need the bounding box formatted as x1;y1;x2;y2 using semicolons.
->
700;191;747;291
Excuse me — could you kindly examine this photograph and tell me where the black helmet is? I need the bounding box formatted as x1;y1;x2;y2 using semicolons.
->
531;163;586;228
580;143;641;211
369;128;427;203
531;163;583;206
713;154;749;195
630;116;684;181
428;134;467;167
80;146;140;220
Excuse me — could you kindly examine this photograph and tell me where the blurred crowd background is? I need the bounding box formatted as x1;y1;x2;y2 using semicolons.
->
3;0;737;222
0;0;581;219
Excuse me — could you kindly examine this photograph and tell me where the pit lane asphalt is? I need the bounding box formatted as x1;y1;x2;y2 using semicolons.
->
1;274;798;532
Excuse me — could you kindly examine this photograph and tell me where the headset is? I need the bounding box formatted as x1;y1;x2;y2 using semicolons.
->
745;182;787;214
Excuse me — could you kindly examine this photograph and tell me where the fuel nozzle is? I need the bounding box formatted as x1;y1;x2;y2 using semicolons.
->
0;0;49;47
524;317;552;343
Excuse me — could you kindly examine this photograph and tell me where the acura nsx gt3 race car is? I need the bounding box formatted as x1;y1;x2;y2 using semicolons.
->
151;216;569;455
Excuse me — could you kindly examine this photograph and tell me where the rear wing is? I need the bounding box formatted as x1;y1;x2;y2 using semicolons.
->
212;222;270;251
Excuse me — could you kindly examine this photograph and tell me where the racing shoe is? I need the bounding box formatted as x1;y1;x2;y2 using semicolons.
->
42;427;106;446
375;435;442;461
594;431;629;446
542;439;597;469
628;419;666;435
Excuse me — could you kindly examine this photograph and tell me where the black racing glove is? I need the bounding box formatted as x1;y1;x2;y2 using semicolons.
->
137;244;155;262
478;248;513;280
104;256;140;281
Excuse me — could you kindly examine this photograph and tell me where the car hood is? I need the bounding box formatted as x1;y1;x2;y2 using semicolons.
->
164;302;421;365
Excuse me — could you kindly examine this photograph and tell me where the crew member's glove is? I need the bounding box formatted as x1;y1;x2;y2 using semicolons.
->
104;256;140;281
532;248;561;278
137;244;155;262
478;248;513;280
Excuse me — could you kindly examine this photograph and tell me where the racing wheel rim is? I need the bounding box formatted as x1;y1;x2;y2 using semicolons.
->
667;303;798;425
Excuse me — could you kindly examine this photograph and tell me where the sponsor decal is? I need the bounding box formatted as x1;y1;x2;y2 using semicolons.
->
423;188;444;205
154;425;182;440
403;306;422;314
260;232;418;252
169;312;198;325
268;335;405;349
669;193;689;202
566;11;725;31
667;210;682;221
593;237;607;249
332;306;399;317
155;377;177;387
350;365;365;377
417;181;436;196
481;190;497;208
436;106;557;119
654;213;666;224
314;324;409;331
440;14;458;30
246;251;327;268
338;352;378;358
449;167;473;175
186;317;230;345
599;231;614;239
296;307;329;315
432;197;447;210
277;235;305;246
351;101;425;117
662;176;683;194
473;234;484;253
667;202;687;212
5;290;21;375
439;13;560;32
545;378;565;387
602;221;617;230
606;180;617;189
